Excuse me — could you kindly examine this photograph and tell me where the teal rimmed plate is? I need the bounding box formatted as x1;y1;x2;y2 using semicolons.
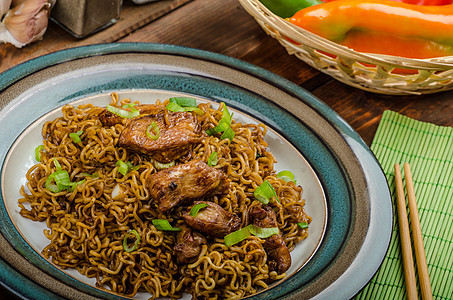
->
0;43;392;300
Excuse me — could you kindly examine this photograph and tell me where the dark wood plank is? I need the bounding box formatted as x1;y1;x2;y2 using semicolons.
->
312;80;453;145
119;0;328;87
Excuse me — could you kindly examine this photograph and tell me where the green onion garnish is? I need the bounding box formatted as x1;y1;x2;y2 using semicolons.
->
116;160;138;176
116;160;129;176
69;130;83;143
45;171;65;193
146;122;160;140
79;172;99;178
166;101;203;115
248;225;280;239
220;126;235;141
35;145;44;162
224;224;279;247
224;227;251;247
106;104;140;119
169;97;198;107
69;179;86;191
205;103;235;141
189;203;209;216
123;230;140;252
122;103;137;109
298;222;309;229
45;159;86;193
152;160;175;170
45;170;70;193
205;122;229;136
221;103;233;124
152;219;181;231
207;152;218;166
254;180;279;204
277;170;297;184
53;158;62;171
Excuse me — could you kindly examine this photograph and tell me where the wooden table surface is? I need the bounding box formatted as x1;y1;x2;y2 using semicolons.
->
0;0;451;298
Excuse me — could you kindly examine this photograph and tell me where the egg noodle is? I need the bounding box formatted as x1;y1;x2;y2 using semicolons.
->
18;93;311;299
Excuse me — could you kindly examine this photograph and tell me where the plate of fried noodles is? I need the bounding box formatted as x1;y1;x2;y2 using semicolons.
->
0;43;392;300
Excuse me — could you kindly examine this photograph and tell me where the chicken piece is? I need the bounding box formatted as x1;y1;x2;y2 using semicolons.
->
174;226;207;264
118;111;204;163
183;201;241;238
249;205;291;274
147;160;229;213
98;104;162;127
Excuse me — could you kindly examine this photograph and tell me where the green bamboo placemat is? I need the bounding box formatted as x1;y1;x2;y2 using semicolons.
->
355;110;452;300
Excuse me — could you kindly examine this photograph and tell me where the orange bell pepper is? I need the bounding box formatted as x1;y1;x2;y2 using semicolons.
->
288;0;453;58
322;0;453;4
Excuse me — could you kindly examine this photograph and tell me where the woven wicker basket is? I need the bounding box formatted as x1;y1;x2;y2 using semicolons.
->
239;0;453;95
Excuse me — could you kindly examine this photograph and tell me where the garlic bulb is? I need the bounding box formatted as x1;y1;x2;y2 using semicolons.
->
0;0;12;17
0;0;52;48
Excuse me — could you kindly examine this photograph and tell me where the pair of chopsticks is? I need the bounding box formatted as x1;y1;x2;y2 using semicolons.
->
394;163;433;300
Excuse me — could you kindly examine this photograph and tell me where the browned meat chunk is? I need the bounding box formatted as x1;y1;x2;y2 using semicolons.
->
118;111;204;162
183;201;241;238
98;104;162;127
174;226;207;264
147;160;229;213
249;205;291;274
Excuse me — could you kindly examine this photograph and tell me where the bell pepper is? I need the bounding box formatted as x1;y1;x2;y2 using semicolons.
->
260;0;322;18
260;0;453;19
288;0;453;58
322;0;453;3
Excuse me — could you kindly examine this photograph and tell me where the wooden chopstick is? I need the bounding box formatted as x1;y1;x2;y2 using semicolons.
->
403;163;433;300
394;163;418;300
394;163;433;300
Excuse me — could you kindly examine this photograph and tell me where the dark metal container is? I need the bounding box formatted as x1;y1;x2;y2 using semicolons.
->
51;0;122;38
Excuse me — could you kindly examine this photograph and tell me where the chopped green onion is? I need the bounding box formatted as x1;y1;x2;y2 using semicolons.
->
69;179;86;191
116;160;129;176
106;104;140;119
254;180;279;204
69;130;83;143
152;219;181;231
169;97;197;107
224;227;251;247
298;222;309;229
248;225;280;238
146;122;160;140
152;160;175;170
189;203;209;216
207;152;218;166
45;173;60;193
221;103;233;125
45;170;70;193
123;230;140;252
277;170;297;184
206;103;234;141
166;101;184;112
45;159;87;193
166;101;203;115
35;145;44;162
53;158;62;171
205;122;229;136
122;103;137;109
79;172;99;178
220;126;235;141
224;224;279;247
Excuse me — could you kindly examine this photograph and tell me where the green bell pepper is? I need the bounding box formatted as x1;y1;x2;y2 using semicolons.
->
259;0;322;18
